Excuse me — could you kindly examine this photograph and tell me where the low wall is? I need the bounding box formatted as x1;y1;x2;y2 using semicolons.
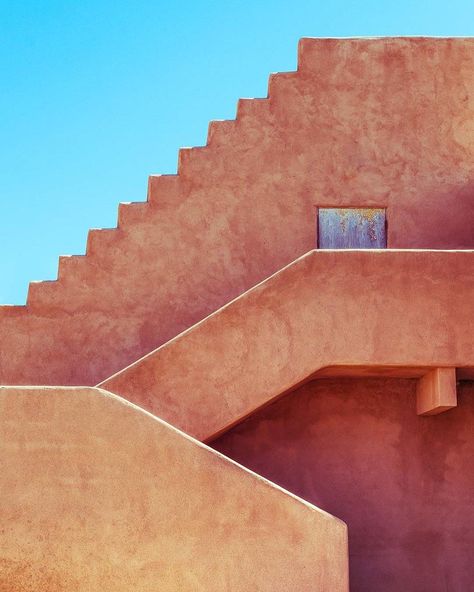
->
0;386;348;591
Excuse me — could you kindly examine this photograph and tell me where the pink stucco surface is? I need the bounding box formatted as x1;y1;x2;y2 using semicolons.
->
1;38;474;386
212;378;474;592
0;386;348;591
0;37;473;590
100;249;474;441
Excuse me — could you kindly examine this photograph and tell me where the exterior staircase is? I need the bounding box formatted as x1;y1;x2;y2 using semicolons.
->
98;249;474;441
1;37;474;590
1;37;473;387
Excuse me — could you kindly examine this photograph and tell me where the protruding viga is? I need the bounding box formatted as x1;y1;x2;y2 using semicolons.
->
416;367;457;415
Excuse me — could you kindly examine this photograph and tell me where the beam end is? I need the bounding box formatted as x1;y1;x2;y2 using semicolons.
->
416;368;457;416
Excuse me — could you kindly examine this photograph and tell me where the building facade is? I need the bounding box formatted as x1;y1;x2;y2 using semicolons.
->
1;38;473;591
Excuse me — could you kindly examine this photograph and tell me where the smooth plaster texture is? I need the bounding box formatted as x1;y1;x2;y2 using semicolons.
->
100;249;474;441
2;38;474;386
212;378;474;592
0;386;348;592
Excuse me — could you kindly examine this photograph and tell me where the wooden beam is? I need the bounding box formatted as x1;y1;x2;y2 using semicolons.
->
416;368;457;416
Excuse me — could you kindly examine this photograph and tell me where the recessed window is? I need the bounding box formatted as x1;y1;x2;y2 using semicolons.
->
317;208;387;249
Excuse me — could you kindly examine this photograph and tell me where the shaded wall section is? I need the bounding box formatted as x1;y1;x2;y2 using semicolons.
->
212;378;474;592
0;386;348;592
2;37;474;386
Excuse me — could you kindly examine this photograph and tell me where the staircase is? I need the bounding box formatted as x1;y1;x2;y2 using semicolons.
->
98;249;474;441
1;37;474;387
1;37;474;591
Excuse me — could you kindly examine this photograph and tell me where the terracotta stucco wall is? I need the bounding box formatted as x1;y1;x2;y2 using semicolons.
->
100;250;474;441
1;38;474;386
0;386;348;591
212;378;474;592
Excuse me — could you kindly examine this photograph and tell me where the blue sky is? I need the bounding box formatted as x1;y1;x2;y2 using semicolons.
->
1;0;474;303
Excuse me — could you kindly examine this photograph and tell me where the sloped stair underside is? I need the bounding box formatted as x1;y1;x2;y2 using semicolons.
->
100;249;474;442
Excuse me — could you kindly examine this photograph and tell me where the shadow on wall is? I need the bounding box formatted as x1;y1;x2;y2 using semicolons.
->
211;377;474;592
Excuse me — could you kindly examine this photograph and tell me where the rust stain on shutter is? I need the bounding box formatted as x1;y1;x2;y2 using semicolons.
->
318;208;387;249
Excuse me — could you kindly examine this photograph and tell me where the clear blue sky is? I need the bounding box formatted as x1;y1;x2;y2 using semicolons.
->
1;0;473;303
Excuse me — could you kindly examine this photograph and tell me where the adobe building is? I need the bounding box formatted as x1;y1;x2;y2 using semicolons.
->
1;37;473;591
